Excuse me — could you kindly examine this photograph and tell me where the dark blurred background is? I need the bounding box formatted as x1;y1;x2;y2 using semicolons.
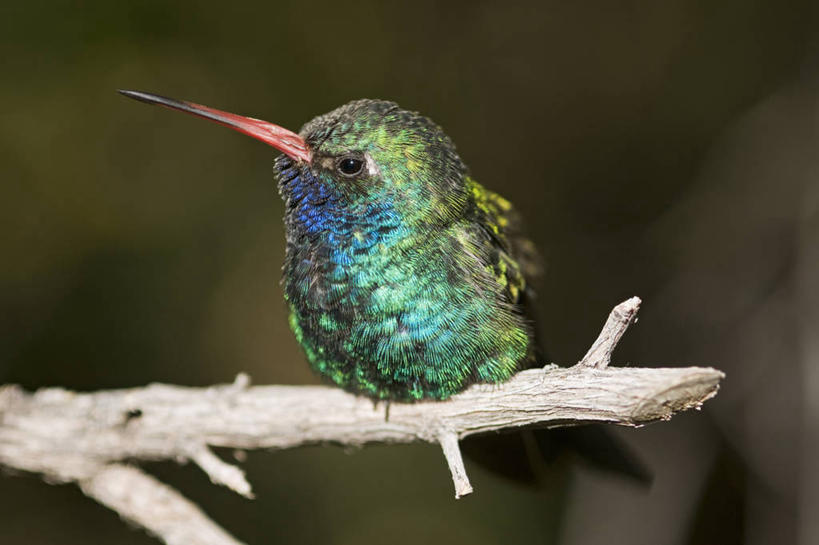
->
1;1;817;544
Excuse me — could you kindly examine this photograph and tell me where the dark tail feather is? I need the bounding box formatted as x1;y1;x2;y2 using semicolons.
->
461;426;652;486
535;426;653;484
461;431;542;484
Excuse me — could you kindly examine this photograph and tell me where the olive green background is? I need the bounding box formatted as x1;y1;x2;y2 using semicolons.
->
1;1;817;544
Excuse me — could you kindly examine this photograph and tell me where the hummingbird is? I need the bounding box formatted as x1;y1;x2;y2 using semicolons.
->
119;90;648;483
119;90;543;401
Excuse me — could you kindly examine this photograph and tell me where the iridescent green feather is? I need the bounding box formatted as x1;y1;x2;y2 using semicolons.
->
276;99;540;400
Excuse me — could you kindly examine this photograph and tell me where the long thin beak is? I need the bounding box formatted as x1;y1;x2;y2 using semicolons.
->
118;89;311;163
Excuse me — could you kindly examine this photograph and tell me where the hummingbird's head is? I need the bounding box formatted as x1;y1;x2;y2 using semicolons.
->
290;99;469;223
118;91;470;226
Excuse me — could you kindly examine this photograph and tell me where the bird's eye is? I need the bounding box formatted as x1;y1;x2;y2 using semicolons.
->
337;157;364;177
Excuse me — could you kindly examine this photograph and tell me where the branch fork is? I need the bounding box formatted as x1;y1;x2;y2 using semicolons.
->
0;297;724;545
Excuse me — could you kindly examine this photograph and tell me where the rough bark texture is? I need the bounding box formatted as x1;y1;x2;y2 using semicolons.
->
0;298;724;545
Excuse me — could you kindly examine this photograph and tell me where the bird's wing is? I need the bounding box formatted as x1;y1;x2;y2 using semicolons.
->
465;177;542;306
465;176;546;363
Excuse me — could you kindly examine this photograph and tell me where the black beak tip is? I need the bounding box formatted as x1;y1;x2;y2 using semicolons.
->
117;89;158;104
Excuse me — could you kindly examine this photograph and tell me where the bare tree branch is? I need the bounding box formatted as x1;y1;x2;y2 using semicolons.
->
0;297;724;545
80;464;246;545
439;431;473;498
579;296;641;368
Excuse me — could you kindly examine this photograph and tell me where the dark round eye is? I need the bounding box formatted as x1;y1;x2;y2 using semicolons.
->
337;157;364;176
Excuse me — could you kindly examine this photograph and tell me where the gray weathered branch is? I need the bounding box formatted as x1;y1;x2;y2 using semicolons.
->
0;297;724;545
